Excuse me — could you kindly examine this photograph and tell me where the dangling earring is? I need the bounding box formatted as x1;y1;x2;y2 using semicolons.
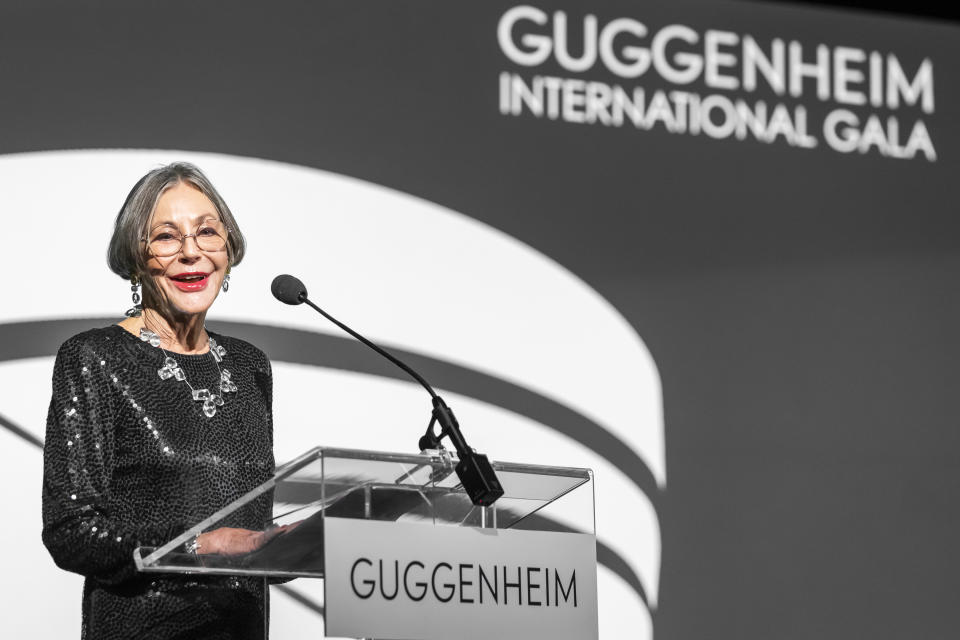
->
126;275;143;317
222;269;231;293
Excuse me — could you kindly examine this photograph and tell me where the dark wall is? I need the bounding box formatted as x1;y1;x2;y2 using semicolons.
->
631;255;959;637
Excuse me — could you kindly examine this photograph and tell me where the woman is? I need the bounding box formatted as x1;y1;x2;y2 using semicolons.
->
42;162;277;639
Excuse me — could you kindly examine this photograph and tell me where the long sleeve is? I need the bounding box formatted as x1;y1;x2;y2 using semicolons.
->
41;326;276;637
257;354;294;586
260;354;274;455
41;336;174;585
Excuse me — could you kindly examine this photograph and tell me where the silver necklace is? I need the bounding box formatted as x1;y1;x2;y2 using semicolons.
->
139;328;238;418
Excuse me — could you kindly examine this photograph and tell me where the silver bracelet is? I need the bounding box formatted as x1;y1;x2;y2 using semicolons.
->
185;534;201;555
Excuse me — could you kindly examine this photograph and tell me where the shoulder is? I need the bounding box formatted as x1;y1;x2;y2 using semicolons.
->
208;331;271;370
55;325;128;359
52;325;132;384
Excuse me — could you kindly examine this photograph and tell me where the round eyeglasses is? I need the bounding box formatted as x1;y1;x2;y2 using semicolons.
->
146;219;230;257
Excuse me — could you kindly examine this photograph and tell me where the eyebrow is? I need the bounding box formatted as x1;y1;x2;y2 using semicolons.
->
151;213;221;228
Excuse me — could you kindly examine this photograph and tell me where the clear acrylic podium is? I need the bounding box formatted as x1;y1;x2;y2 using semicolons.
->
133;447;597;639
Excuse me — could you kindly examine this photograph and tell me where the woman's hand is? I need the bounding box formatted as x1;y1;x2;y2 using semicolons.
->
195;524;296;555
195;527;267;555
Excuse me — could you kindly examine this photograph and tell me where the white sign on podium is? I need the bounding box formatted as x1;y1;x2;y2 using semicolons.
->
324;518;599;640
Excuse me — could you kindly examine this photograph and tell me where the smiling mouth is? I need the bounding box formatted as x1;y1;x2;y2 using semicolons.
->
168;273;210;291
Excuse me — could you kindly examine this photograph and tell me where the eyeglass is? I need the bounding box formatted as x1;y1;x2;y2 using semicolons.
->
146;219;230;257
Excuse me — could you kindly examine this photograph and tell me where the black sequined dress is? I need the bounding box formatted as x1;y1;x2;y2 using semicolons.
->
42;325;276;639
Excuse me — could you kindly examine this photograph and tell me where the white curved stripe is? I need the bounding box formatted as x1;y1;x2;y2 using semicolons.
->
269;363;661;609
270;579;329;639
0;149;665;489
0;354;660;626
0;424;84;638
0;148;666;632
598;565;652;640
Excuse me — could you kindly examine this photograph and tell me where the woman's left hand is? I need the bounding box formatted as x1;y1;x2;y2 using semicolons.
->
195;527;268;555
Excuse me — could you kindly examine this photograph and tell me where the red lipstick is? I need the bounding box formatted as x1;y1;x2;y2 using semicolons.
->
168;271;210;292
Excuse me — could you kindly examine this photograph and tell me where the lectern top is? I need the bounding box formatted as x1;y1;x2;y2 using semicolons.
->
134;446;595;578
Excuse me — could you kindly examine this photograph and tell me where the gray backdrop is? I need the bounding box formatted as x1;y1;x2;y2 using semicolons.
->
0;1;957;638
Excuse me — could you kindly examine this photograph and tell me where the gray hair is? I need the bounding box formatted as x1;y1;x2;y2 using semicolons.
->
107;162;246;315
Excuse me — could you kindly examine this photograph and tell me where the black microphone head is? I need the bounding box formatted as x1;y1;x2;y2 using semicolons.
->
271;274;308;305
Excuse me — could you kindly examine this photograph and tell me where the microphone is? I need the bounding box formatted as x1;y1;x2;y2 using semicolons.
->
270;274;504;506
271;274;307;305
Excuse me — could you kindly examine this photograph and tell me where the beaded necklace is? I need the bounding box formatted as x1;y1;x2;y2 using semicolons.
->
139;327;238;417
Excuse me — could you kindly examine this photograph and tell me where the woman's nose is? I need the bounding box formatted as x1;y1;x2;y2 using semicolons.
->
179;234;202;259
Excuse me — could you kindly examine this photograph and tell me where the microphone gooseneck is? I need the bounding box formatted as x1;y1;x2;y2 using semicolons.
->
271;274;504;506
300;296;437;400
